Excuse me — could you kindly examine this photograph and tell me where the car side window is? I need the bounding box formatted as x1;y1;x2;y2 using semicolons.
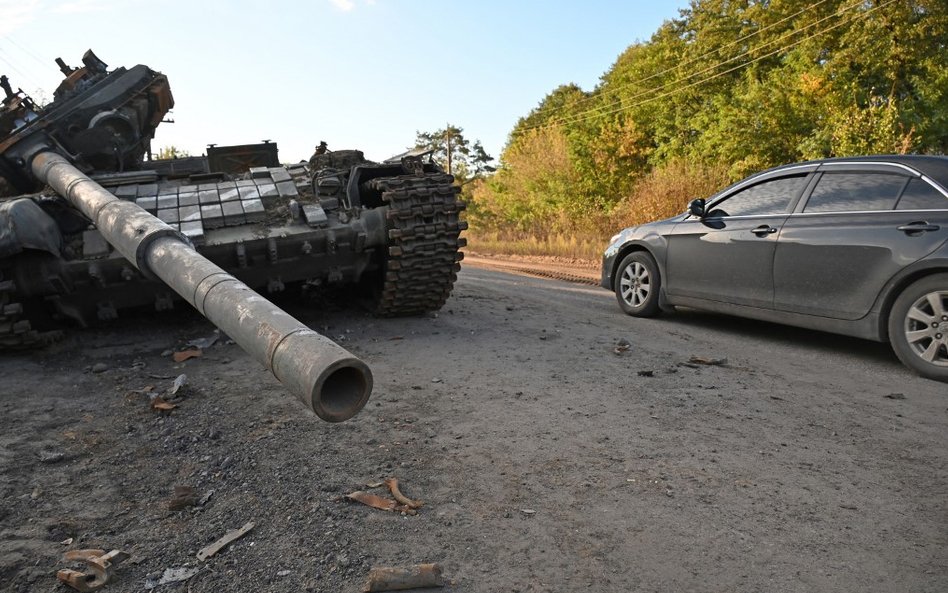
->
708;175;806;217
803;172;906;213
896;178;948;210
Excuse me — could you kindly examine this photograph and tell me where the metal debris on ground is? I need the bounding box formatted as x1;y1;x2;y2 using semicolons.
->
384;477;424;510
362;563;445;592
172;349;202;363
196;522;255;561
144;566;201;589
198;489;215;506
168;374;188;396
57;549;130;592
346;490;418;515
167;485;199;511
38;450;65;463
186;330;220;350
614;338;631;355
684;355;729;367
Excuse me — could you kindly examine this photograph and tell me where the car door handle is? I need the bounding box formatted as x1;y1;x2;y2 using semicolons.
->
751;225;778;236
897;222;940;234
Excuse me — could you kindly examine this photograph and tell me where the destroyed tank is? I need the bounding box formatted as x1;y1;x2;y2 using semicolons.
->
0;50;467;354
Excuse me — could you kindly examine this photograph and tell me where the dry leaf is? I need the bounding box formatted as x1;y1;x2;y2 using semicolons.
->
151;397;177;411
346;491;417;515
384;478;423;509
172;349;202;363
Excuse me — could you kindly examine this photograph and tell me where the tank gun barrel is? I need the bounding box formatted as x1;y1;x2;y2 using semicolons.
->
32;151;372;422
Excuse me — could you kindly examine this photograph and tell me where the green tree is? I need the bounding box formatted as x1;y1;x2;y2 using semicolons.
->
414;125;495;180
469;0;948;245
156;145;190;159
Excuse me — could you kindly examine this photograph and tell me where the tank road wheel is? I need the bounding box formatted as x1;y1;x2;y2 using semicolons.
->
367;174;467;316
888;273;948;383
614;251;662;317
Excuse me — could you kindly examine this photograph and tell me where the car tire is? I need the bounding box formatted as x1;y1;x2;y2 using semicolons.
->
614;251;662;317
888;273;948;382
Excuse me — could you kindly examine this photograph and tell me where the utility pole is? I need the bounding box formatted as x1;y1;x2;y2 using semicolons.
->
445;124;452;175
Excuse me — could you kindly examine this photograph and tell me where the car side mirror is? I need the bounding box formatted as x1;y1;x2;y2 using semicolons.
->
688;198;706;218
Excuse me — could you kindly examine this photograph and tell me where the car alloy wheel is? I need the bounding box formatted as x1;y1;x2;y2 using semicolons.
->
614;251;662;317
903;289;948;367
889;273;948;382
620;262;651;308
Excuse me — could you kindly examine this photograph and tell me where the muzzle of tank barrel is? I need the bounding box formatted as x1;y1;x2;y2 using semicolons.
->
31;150;372;422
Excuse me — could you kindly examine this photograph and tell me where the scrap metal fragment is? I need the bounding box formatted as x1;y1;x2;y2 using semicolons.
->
57;549;130;592
168;374;188;396
384;478;423;510
688;355;728;366
196;522;254;561
149;566;201;588
362;563;444;592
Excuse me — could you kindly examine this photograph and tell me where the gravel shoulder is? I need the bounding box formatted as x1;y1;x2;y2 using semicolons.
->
2;266;946;593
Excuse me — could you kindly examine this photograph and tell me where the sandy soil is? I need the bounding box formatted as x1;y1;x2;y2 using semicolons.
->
1;265;946;593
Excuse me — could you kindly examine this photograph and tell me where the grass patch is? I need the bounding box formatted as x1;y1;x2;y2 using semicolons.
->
466;231;607;262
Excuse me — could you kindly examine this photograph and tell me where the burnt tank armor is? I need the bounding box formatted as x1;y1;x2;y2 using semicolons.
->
0;51;466;353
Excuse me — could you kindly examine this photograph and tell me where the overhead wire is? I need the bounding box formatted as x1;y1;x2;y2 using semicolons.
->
525;0;895;132
535;0;867;130
556;0;837;116
0;33;52;69
0;44;44;90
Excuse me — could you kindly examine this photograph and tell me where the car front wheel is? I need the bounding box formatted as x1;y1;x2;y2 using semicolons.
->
888;273;948;382
614;251;662;317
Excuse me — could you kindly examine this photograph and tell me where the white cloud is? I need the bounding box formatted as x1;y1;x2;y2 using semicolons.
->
329;0;355;11
0;0;41;35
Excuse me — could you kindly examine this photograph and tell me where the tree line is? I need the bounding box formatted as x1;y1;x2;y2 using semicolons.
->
461;0;947;246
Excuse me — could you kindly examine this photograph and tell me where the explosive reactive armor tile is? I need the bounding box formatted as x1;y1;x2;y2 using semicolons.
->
221;200;245;226
200;204;224;229
242;199;266;223
135;196;157;211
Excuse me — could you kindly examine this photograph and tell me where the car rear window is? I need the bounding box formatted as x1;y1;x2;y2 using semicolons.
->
896;178;948;210
710;175;806;217
804;173;907;213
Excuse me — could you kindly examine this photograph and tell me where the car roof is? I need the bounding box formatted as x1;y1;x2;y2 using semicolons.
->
783;155;948;187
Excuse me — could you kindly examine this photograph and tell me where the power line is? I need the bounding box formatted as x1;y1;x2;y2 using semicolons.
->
536;0;866;130
526;0;891;132
0;34;52;69
0;45;44;90
550;0;899;131
558;0;837;116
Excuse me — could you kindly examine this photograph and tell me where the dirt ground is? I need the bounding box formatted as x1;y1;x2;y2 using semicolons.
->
1;262;946;593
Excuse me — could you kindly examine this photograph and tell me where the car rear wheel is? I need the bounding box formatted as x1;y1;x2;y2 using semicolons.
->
614;251;661;317
888;273;948;382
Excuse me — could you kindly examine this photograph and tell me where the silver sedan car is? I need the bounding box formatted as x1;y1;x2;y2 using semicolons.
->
602;155;948;382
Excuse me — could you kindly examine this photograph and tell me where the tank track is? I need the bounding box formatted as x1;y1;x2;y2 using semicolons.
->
0;276;61;349
369;173;467;316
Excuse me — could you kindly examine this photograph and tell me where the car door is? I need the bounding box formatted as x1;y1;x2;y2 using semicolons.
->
664;173;811;309
773;165;948;320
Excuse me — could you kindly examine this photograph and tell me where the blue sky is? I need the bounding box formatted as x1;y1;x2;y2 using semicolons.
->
0;0;689;163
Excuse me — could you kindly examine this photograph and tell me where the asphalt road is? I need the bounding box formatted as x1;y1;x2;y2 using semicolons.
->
1;265;945;593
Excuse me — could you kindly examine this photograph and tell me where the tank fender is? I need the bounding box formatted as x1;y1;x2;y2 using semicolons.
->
0;198;63;258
